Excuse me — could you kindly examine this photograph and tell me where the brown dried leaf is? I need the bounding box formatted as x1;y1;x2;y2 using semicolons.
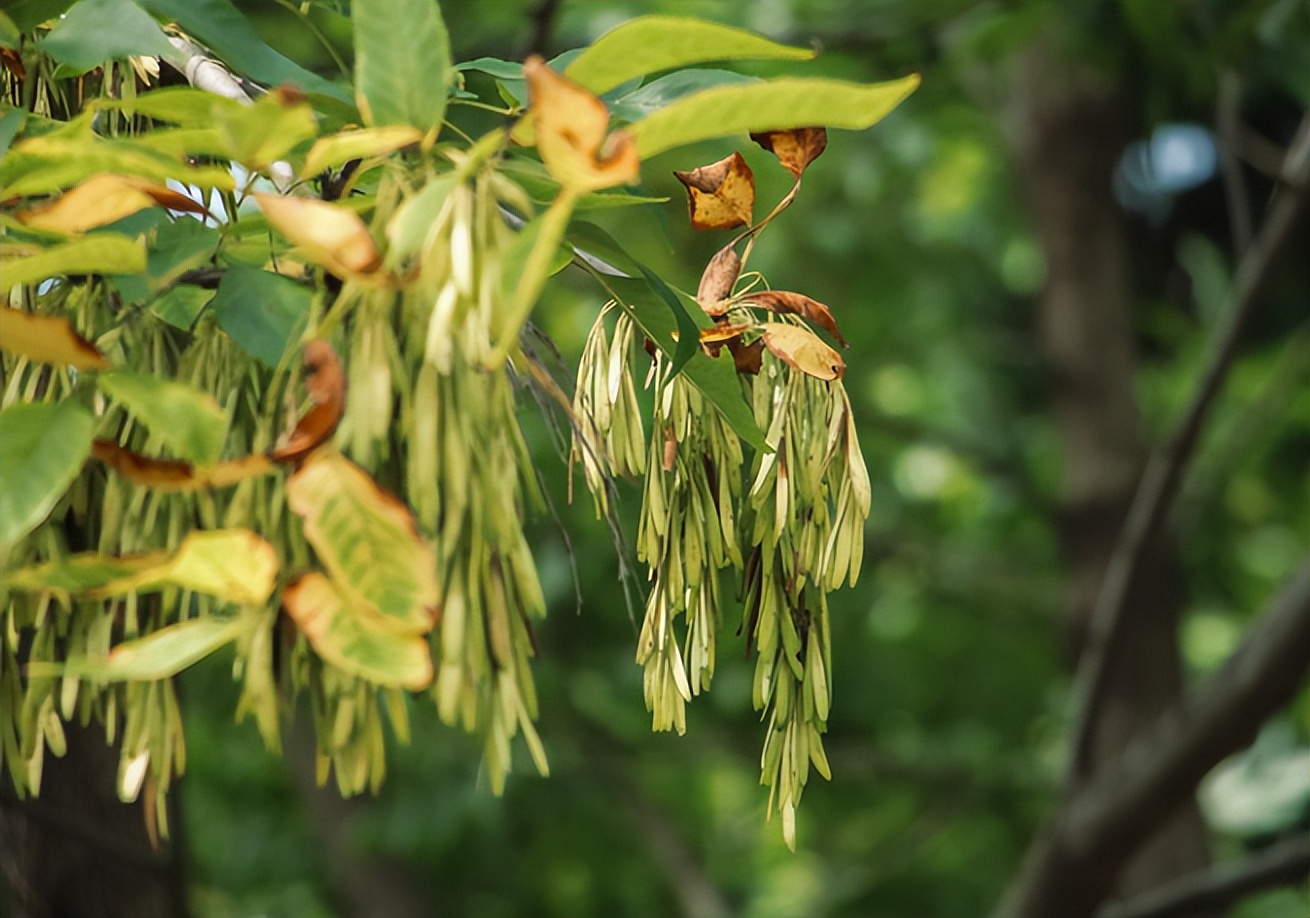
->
674;152;754;230
92;440;274;491
0;307;109;369
269;339;345;464
761;322;845;380
750;127;828;179
699;322;754;344
741;290;847;347
728;336;764;375
695;244;742;317
253;193;382;280
17;174;211;233
524;55;640;194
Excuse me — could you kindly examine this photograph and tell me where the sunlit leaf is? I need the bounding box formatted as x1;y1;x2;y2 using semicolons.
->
91;440;273;492
98;371;228;466
524;55;639;195
0;400;95;556
215;86;318;171
17;174;210;234
0;235;145;293
1;132;236;197
352;0;451;132
302;125;423;180
564;16;813;95
695;244;742;316
699;322;754;343
674;152;754;231
0;308;109;369
608;70;756;122
254;193;383;280
742;290;847;346
282;572;434;690
630;73;921;158
286;449;439;634
66;618;246;682
751;126;828;179
761;322;846;380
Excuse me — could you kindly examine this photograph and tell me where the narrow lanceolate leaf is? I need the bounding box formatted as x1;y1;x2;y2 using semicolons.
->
66;618;246;682
0;400;95;556
302;125;423;180
674;152;754;231
286;449;438;633
98;371;228;466
751;127;828;179
6;529;278;605
564;16;813;95
352;0;452;133
17;174;209;234
0;235;145;293
741;290;847;347
254;193;383;280
761;323;846;380
0;308;109;369
630;73;922;159
283;572;434;690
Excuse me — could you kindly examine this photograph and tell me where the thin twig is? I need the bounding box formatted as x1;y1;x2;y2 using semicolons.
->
1067;113;1310;778
1216;69;1253;254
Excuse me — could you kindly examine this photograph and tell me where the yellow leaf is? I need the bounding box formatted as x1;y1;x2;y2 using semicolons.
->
17;174;210;234
761;322;845;380
253;193;382;280
302;125;423;180
0;308;109;369
674;152;754;230
751;127;828;179
524;55;639;194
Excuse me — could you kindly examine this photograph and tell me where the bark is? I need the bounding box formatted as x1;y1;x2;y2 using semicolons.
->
1010;32;1211;902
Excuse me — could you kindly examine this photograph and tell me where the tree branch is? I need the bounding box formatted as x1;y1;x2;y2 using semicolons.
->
996;560;1310;918
1097;831;1310;918
1068;113;1310;778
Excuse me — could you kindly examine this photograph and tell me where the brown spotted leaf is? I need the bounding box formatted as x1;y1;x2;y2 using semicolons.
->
741;290;847;347
761;322;845;380
674;152;754;230
270;339;346;464
0;308;109;369
750;127;828;179
695;244;742;317
253;193;382;280
524;55;640;194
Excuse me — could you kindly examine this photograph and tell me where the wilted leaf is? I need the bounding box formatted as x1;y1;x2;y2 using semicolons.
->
91;440;273;491
302;125;423;180
674;152;754;231
728;336;765;375
17;174;211;234
283;573;433;689
269;340;346;464
761;322;845;380
742;290;847;346
524;54;639;195
254;193;383;280
751;127;828;179
98;371;228;466
66;618;246;682
695;244;741;316
0;400;95;557
286;449;438;633
0;234;146;293
0;308;109;369
699;322;754;344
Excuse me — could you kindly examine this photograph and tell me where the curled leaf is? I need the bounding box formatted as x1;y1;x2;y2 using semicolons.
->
0;307;109;369
524;54;640;194
17;173;212;234
269;339;346;464
674;151;754;230
253;193;382;280
741;290;846;347
761;322;845;380
91;440;273;491
695;244;742;317
751;126;828;179
728;336;765;375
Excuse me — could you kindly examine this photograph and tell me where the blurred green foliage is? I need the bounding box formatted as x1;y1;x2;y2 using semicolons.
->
171;1;1310;916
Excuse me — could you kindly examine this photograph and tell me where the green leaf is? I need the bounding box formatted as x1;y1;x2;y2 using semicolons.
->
352;0;452;132
0;108;26;161
214;90;319;170
488;193;576;368
150;285;212;330
455;57;522;80
609;69;757;123
0;400;95;557
136;0;351;104
564;16;814;95
37;0;175;74
500;158;667;210
285;450;438;634
302;125;423;180
0;235;146;293
67;617;246;681
98;372;228;465
6;530;278;606
630;73;922;158
384;173;459;268
283;572;433;690
93;86;239;126
0;132;236;197
7;0;75;33
594;274;767;452
639;265;701;376
565;220;642;276
211;265;310;367
110;217;221;306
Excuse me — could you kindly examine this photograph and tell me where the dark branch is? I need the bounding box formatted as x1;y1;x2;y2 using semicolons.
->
1067;113;1310;778
524;0;563;57
1097;831;1310;918
996;561;1310;918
